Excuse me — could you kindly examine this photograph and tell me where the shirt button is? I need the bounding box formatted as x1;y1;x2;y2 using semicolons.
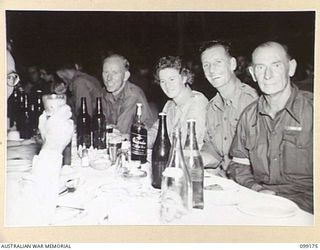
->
224;137;227;141
223;117;227;121
298;145;302;149
272;131;276;135
273;157;278;161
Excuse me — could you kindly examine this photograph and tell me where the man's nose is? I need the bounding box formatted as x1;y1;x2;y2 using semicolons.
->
106;74;112;81
264;66;272;79
208;64;216;75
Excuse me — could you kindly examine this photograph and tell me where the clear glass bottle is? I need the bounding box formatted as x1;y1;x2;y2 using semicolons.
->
160;128;192;222
184;119;204;209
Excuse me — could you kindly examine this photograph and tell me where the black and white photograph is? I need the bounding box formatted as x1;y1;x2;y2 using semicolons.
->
5;9;315;230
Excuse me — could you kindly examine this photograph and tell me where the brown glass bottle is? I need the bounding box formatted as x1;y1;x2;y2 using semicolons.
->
130;103;147;163
92;97;106;149
20;94;33;139
151;113;171;189
76;97;92;148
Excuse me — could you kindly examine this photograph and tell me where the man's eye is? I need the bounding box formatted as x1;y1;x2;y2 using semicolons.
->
169;77;175;81
203;63;209;68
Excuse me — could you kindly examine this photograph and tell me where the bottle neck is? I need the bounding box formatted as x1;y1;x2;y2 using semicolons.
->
81;98;88;114
184;121;199;150
24;94;29;109
95;97;103;114
158;114;168;138
136;105;142;123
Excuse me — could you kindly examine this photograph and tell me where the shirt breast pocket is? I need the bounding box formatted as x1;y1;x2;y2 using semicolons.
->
282;130;312;176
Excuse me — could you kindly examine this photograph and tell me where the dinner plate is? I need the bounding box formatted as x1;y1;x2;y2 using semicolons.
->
237;194;299;218
7;159;32;172
204;176;240;205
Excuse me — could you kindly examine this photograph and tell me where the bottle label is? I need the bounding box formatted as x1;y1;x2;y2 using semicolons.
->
131;132;147;156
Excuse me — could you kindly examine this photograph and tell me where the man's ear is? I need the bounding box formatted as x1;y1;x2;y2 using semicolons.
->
182;75;188;86
124;71;130;82
288;59;297;77
248;66;257;82
230;57;237;71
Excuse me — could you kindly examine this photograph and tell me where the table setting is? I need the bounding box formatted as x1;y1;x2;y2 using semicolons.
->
6;130;314;226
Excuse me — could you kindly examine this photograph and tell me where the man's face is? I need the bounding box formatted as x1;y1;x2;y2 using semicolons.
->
201;46;235;89
250;44;295;95
159;68;186;100
56;69;73;85
102;57;127;93
40;69;52;83
27;66;40;83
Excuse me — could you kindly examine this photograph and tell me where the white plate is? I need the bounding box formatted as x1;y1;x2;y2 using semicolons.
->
7;159;32;172
204;176;240;205
237;194;299;218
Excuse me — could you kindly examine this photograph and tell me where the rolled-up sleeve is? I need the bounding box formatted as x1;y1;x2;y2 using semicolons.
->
228;112;261;190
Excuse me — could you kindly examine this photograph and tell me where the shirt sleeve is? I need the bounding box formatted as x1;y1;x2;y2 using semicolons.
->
200;107;223;167
6;149;62;226
185;94;208;149
147;120;159;149
117;87;156;134
228;111;263;190
73;78;96;117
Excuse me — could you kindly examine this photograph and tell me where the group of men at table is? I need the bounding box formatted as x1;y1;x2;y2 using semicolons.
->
6;39;313;226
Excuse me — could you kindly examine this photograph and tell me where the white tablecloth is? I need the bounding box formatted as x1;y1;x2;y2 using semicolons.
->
51;149;313;226
6;144;314;226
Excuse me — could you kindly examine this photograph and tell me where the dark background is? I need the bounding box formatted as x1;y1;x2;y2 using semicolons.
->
6;11;315;101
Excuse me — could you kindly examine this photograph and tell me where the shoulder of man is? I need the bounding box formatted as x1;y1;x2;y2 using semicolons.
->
126;81;147;98
298;89;313;104
239;81;258;98
191;90;209;103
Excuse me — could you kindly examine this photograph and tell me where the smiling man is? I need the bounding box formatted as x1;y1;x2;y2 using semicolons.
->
228;41;313;213
101;54;155;133
200;40;258;174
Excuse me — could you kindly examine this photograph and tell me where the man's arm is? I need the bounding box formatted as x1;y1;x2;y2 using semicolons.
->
228;111;275;194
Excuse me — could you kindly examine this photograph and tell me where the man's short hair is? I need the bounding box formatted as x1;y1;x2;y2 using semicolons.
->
154;55;194;86
103;54;130;71
253;41;292;60
57;61;77;71
199;40;234;58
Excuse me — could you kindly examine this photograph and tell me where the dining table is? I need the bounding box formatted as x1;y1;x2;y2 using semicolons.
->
6;135;314;227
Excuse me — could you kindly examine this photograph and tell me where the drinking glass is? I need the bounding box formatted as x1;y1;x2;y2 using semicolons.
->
42;94;71;165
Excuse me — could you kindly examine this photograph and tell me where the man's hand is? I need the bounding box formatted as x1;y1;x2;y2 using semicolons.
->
259;189;276;195
38;105;74;154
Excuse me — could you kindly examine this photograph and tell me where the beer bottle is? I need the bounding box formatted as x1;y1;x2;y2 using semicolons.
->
20;94;32;139
92;97;106;149
130;103;147;163
35;89;44;116
151;113;171;189
16;88;25;132
184;119;204;209
76;97;92;148
8;87;20;127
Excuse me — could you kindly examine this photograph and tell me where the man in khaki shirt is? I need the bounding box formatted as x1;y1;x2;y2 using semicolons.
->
199;40;258;174
100;54;156;133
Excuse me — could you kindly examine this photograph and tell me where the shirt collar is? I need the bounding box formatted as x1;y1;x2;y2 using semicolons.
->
174;86;193;107
212;78;242;111
104;81;128;103
257;83;301;123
